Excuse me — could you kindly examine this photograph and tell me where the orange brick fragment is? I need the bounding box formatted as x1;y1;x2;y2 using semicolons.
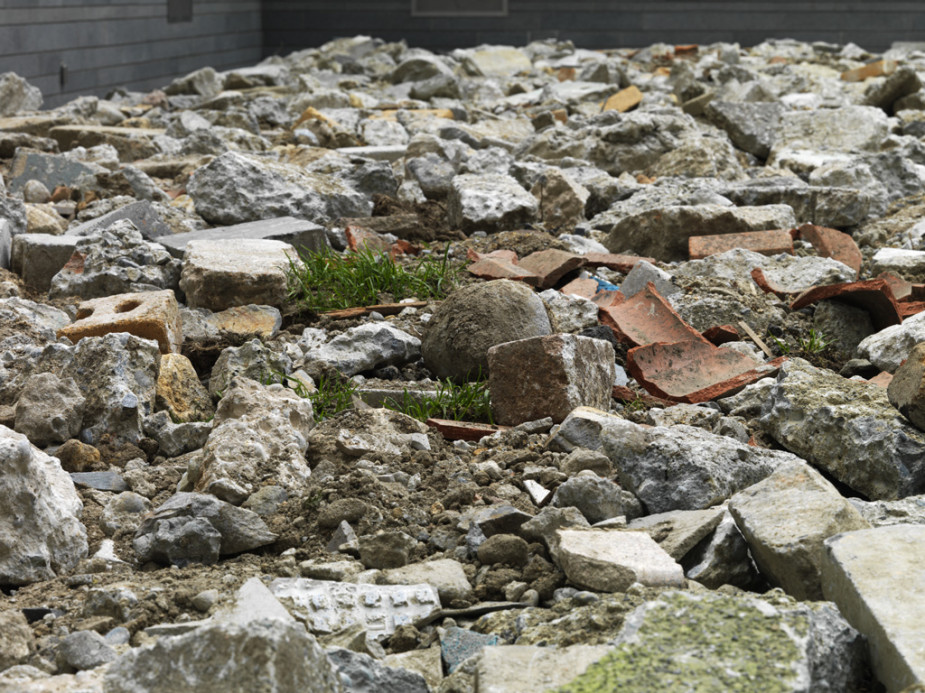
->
688;229;793;259
841;59;897;83
602;85;643;113
58;289;181;354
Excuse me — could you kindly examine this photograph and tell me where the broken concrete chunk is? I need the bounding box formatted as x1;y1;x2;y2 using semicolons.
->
447;173;538;233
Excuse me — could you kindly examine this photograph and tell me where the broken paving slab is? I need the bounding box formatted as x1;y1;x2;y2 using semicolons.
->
269;578;440;637
551;528;684;592
626;506;725;561
8;149;96;195
728;459;870;601
67;200;172;241
822;525;925;692
688;228;794;259
790;278;902;332
759;358;925;500
599;282;708;347
58;289;182;354
179;238;297;311
157;216;328;259
627;339;785;403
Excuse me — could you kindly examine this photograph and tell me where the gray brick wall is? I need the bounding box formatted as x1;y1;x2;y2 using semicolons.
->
263;1;925;57
0;0;261;108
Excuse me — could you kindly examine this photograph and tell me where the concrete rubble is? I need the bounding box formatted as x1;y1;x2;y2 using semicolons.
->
7;33;925;692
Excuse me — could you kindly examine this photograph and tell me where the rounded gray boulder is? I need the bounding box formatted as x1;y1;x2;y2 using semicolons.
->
421;279;552;381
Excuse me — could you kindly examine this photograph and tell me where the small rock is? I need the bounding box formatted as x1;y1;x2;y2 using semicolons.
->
358;530;417;569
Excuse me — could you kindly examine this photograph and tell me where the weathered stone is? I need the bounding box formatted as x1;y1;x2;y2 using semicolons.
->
729;459;870;600
552;528;684;592
49;125;165;162
104;618;340;693
596;413;797;513
187;151;371;226
530;169;590;233
100;491;152;537
886;342;925;432
133;492;277;566
209;338;292;397
0;610;36;670
458;45;532;76
857;311;925;373
57;630;117;672
488;334;615;425
626;506;725;562
447;174;538;233
559;590;866;692
759;358;925;500
180;238;297;311
13;372;84;447
358;530;417;569
422;280;552;381
188;377;312;504
164;66;224;97
602;204;797;262
270;577;441;637
306;323;421;377
156;353;214;423
10;233;78;291
382;558;474;605
539;289;599;333
683;510;759;589
143;410;212;458
0;425;87;585
551;474;642;524
328;647;430;693
706;100;782;159
822;526;925;692
49;220;181;300
0;73;43;116
182;304;282;344
477;534;529;567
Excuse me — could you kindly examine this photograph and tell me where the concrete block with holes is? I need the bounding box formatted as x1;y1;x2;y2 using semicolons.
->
57;289;182;354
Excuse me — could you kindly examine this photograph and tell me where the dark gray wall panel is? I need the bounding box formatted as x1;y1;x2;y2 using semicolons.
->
0;0;261;108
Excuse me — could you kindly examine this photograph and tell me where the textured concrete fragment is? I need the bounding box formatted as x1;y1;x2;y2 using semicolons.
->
447;173;538;233
759;359;925;500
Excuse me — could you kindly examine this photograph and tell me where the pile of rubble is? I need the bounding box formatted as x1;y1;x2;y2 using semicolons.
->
3;34;925;691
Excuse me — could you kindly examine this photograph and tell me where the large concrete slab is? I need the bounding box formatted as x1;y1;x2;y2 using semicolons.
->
8;149;95;195
157;216;328;259
822;525;925;692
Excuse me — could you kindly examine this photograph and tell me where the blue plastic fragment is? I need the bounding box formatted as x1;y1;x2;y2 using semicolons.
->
591;275;620;292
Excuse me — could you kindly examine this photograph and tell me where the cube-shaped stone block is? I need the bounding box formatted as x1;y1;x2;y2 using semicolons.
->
488;334;615;426
179;239;297;311
57;290;181;354
10;233;77;291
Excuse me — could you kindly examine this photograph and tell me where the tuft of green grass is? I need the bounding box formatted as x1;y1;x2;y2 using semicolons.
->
383;377;494;424
286;245;458;313
799;329;830;354
261;368;357;422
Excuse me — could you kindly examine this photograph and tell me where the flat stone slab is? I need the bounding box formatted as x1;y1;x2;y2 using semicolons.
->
157;216;327;259
269;578;440;637
626;507;725;561
599;282;708;347
552;528;685;592
69;471;128;493
822;525;925;692
67;200;171;241
179;238;297;311
8;149;95;194
627;339;785;403
688;229;793;259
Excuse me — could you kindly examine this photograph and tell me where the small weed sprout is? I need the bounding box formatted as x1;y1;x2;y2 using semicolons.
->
384;377;493;424
799;329;830;354
260;368;357;422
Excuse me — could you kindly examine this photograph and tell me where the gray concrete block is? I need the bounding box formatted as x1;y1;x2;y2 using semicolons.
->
159;216;328;259
0;219;10;270
67;200;171;241
10;232;78;291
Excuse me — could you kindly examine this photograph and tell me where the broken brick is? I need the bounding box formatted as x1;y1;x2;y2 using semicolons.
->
612;385;675;408
627;339;785;403
466;248;518;264
795;224;862;277
702;324;740;345
599;282;708;347
58;289;182;354
841;59;897;83
516;249;585;290
790;279;902;332
467;256;540;285
346;225;392;253
560;277;600;300
688;229;793;260
583;252;655;273
899;301;925;320
602;85;643;113
868;371;894;388
751;267;792;298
